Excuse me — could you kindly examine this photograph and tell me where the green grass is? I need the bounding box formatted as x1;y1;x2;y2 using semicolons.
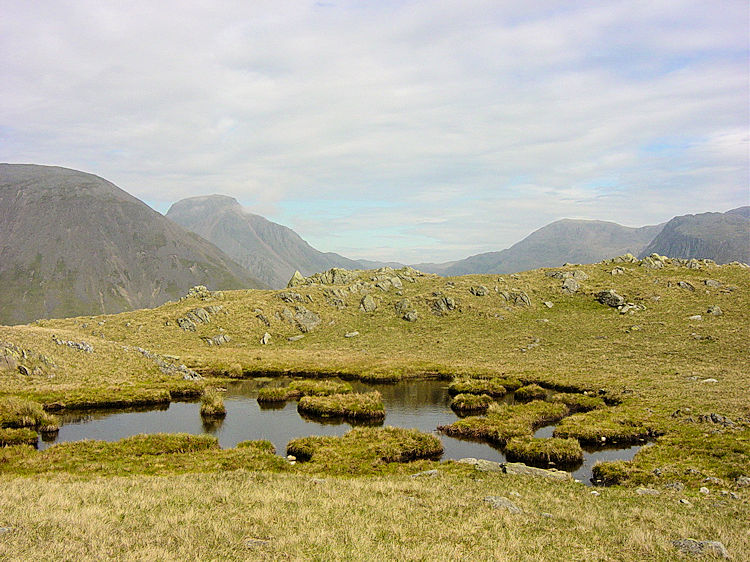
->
550;392;606;413
552;406;659;445
0;396;59;432
199;388;226;418
257;380;353;403
297;392;385;421
450;393;493;413
515;383;547;402
439;401;569;445
448;378;508;397
0;427;38;446
505;437;584;468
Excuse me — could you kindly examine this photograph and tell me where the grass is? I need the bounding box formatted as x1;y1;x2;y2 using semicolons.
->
439;400;569;446
0;427;37;446
297;391;385;421
287;426;443;473
515;383;547;402
257;379;353;403
199;388;226;418
550;392;606;413
505;437;584;468
448;378;508;397
552;406;659;445
450;393;493;413
0;396;59;432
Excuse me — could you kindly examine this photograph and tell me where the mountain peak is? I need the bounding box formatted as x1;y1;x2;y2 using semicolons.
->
166;194;242;217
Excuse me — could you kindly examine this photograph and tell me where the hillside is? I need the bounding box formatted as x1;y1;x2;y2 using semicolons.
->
417;219;663;275
639;207;749;264
166;195;367;288
0;164;263;325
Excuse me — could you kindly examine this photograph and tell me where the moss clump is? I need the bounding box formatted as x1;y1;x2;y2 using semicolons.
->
287;426;443;473
0;427;38;446
553;407;657;445
199;389;226;418
236;439;275;454
288;380;353;397
448;379;507;397
550;392;606;413
505;437;583;467
0;396;59;432
298;392;385;421
450;393;492;413
439;401;568;446
514;384;547;402
257;387;292;403
41;387;171;411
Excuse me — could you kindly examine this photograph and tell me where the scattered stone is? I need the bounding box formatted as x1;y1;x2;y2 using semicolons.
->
677;281;696;291
590;490;600;496
470;285;489;296
431;296;457;315
512;291;531;307
503;462;572;481
689;315;702;321
279;291;303;303
0;355;18;371
698;413;734;426
0;527;14;534
678;498;692;506
287;455;296;461
394;299;411;315
245;538;271;548
701;378;718;384
359;294;378;313
344;331;359;338
52;337;94;353
17;365;30;376
402;311;418;322
256;314;270;327
671;539;729;559
610;267;625;275
735;476;750;488
704;279;722;288
287;335;304;342
561;278;580;293
704;477;723;485
636;488;661;496
457;458;502;472
596;290;625;308
411;469;438;478
540;512;553;518
707;305;723;316
665;482;685;492
201;333;231;346
293;306;321;333
260;333;271;345
483;496;523;514
699;487;710;495
543;301;553;308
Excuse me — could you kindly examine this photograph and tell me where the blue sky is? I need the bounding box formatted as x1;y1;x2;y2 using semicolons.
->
1;1;748;263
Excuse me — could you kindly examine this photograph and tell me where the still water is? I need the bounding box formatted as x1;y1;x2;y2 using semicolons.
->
39;378;643;484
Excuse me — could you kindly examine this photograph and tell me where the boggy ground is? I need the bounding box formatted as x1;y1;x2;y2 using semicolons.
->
0;256;748;559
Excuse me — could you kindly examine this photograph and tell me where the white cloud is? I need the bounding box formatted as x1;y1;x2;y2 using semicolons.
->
1;0;747;262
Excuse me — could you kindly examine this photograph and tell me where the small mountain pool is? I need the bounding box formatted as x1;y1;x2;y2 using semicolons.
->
38;378;644;484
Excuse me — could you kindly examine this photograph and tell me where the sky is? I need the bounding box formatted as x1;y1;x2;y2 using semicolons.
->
1;1;748;263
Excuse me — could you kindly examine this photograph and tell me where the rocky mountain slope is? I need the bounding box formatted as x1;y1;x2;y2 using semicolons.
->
166;195;368;288
639;207;749;264
0;164;263;325
416;219;664;276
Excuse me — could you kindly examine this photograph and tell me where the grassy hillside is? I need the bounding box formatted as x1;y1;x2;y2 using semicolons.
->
1;257;748;559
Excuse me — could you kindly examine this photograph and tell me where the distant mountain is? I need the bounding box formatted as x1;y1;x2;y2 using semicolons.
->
167;195;398;288
416;219;664;276
639;207;749;264
0;164;263;325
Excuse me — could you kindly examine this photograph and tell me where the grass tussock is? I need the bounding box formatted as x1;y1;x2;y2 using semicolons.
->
297;391;385;421
287;426;443;473
257;380;353;403
199;388;226;418
0;396;59;432
514;384;547;402
448;378;508;397
552;407;658;445
450;393;493;413
505;437;584;467
439;400;569;446
550;392;606;413
0;427;38;446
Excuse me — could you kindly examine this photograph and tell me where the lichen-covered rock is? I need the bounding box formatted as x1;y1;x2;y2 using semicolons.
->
470;285;489;296
596;290;625;308
483;496;522;514
402;310;418;322
431;296;456;315
293;306;321;333
287;270;305;287
561;278;580;293
359;294;377;313
671;539;729;559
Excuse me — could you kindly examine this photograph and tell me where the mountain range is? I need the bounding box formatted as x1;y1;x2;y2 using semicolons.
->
1;163;747;324
0;164;263;325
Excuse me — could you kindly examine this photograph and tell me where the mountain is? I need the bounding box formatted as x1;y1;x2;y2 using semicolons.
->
167;195;382;288
416;219;664;276
639;207;749;264
0;164;263;325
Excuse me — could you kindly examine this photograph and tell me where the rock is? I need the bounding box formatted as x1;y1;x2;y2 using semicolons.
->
344;331;359;338
611;253;638;263
707;305;723;316
279;291;303;303
402;311;418;322
260;333;271;345
411;469;438;478
665;482;685;492
359;294;377;313
470;285;489;296
287;270;306;287
176;317;197;331
17;365;30;376
245;538;271;548
543;301;553;308
293;306;321;333
677;281;696;291
590;490;600;496
735;476;750;488
202;333;231;346
457;458;503;472
699;487;710;495
256;314;270;327
0;355;18;371
671;539;729;559
678;498;692;506
483;496;523;514
636;488;660;496
394;299;411;315
701;378;718;384
512;291;531;307
704;279;722;288
431;296;457;315
596;290;625;308
689;315;702;321
503;462;573;481
287;335;304;342
0;527;13;534
610;267;625;275
561;278;580;293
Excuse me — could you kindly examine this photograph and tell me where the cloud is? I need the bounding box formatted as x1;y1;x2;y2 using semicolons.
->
1;0;747;262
